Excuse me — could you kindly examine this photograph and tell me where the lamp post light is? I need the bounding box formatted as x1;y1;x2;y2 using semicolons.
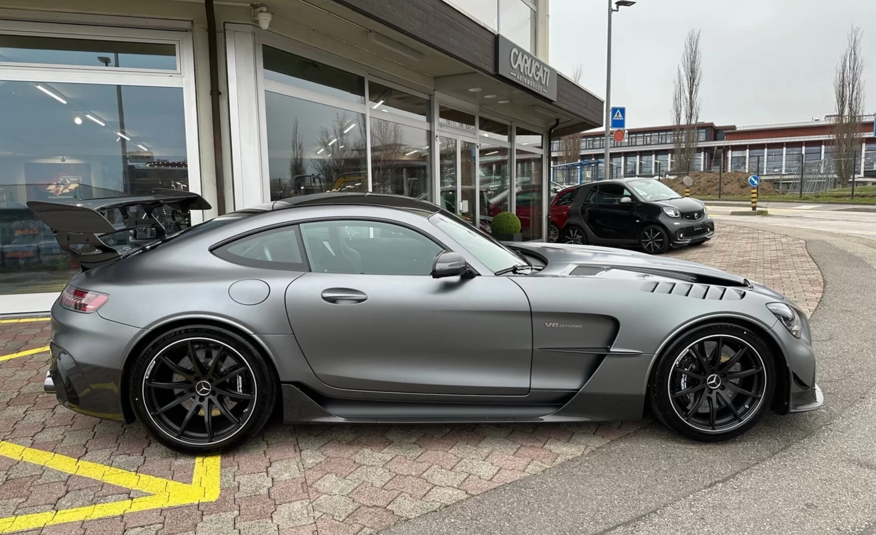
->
603;0;635;180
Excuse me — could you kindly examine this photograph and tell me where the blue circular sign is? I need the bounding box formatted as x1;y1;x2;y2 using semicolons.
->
748;175;760;187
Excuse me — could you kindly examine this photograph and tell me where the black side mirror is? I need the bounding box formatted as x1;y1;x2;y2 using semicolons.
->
432;251;468;279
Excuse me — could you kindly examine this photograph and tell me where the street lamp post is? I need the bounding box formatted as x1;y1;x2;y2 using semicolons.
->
603;0;635;180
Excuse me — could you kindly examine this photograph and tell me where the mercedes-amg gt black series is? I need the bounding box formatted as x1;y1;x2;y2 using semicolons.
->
556;179;714;253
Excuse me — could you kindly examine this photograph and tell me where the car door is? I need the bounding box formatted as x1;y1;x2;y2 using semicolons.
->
585;184;638;241
551;188;577;229
285;218;533;396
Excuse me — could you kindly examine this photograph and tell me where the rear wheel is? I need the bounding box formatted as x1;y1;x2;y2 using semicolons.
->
548;223;560;243
130;326;276;454
640;225;669;254
561;225;587;245
649;324;775;441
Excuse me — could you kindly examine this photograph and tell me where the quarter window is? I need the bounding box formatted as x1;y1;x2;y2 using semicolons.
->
300;220;443;275
213;226;308;271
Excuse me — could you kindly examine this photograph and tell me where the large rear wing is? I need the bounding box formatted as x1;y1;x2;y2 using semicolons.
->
27;189;212;270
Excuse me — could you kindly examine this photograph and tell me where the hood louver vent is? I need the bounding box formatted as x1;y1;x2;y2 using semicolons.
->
641;281;745;301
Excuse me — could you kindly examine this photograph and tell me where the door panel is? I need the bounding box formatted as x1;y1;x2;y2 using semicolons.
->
586;184;637;241
285;273;533;395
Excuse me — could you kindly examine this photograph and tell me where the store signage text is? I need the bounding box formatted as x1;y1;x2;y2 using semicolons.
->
496;35;557;101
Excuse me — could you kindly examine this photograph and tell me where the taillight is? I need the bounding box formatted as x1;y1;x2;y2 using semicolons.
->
60;286;109;313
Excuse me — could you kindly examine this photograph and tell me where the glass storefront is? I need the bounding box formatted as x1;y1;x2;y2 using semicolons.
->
0;28;194;298
370;118;430;198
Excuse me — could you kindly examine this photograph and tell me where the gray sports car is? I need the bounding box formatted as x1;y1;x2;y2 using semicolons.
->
29;191;822;454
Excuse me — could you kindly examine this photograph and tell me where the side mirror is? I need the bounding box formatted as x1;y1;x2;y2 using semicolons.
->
619;196;632;204
432;251;468;279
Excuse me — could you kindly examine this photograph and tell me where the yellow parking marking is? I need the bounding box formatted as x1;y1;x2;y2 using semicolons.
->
0;346;49;362
0;441;220;532
0;318;49;324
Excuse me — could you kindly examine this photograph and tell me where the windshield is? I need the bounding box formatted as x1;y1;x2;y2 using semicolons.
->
626;179;681;201
430;212;524;274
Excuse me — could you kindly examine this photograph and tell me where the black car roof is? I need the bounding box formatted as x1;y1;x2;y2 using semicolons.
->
270;193;440;214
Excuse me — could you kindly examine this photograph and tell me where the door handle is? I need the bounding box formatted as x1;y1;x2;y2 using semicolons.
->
321;288;367;304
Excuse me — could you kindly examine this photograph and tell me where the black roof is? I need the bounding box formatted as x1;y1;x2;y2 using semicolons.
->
271;193;440;213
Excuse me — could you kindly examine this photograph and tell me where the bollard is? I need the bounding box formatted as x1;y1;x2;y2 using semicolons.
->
751;188;757;212
684;187;690;198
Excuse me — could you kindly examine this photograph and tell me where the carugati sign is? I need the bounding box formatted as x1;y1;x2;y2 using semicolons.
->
496;35;557;101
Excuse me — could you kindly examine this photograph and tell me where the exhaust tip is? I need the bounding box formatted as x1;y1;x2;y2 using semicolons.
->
44;370;55;394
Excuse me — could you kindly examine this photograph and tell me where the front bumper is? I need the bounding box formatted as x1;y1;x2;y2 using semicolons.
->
47;302;144;422
668;217;715;246
789;383;823;413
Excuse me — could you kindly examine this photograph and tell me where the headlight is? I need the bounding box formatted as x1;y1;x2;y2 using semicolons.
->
703;205;708;213
662;207;680;218
767;303;801;338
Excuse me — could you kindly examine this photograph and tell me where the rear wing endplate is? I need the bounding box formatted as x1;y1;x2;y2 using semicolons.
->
27;189;212;270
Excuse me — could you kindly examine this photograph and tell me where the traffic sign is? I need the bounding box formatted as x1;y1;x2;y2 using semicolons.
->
748;175;760;188
612;129;625;143
610;107;626;129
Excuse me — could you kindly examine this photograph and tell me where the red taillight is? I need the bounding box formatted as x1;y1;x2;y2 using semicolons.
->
60;286;109;313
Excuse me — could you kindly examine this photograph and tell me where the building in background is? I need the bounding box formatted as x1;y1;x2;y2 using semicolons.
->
0;0;603;313
553;117;876;186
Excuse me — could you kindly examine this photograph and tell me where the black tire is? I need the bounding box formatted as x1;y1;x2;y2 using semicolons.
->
129;325;277;454
561;225;587;245
548;223;560;243
639;225;669;254
649;323;776;442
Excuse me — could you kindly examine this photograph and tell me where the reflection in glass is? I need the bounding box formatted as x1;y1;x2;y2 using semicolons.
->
499;0;536;53
480;116;509;143
0;35;176;70
265;91;367;199
368;81;429;122
481;144;510;219
370;118;430;199
0;80;188;295
438;136;457;212
438;106;475;133
263;46;365;104
516;148;543;241
461;141;478;225
515;126;542;149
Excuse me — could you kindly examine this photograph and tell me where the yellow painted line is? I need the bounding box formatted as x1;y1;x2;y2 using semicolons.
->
0;318;50;324
0;441;220;533
0;346;49;362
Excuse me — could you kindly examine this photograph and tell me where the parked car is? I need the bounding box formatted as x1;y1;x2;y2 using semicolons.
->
547;185;578;243
31;191;818;453
555;178;714;254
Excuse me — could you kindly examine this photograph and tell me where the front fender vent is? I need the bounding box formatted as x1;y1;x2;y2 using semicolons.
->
641;281;745;301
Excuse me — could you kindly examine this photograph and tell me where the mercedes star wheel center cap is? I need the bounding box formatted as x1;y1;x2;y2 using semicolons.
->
195;381;212;396
706;374;722;390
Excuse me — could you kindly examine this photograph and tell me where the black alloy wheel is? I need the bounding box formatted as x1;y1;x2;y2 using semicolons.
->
548;223;560;243
640;225;669;254
562;225;587;245
650;324;775;441
131;326;276;453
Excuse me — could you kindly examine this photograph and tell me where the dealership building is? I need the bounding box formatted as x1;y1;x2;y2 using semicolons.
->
0;0;603;313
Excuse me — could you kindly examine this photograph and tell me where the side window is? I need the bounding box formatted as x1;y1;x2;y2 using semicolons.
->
594;184;632;205
213;226;308;271
556;190;575;206
300;220;443;275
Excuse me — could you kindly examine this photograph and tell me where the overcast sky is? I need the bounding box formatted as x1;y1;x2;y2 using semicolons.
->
549;0;876;130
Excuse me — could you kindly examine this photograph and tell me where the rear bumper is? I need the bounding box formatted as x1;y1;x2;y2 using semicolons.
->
48;303;144;422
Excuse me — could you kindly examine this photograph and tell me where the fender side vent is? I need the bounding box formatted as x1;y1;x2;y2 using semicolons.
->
642;282;745;301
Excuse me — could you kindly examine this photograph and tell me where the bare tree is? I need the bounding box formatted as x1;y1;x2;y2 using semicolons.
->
832;26;865;187
671;30;702;176
313;112;366;192
558;64;585;181
289;118;305;178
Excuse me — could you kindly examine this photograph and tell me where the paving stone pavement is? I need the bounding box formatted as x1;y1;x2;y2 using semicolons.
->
0;223;823;534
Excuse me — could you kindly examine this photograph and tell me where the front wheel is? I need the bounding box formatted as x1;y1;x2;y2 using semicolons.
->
649;324;776;442
129;326;277;454
640;225;669;254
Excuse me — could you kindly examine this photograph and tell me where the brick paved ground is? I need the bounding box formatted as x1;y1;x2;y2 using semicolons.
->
667;224;824;316
0;223;823;535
